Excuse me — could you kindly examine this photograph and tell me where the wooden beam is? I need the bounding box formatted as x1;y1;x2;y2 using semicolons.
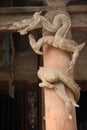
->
0;5;87;14
67;5;87;14
0;5;87;31
71;13;87;28
72;27;87;31
0;6;63;14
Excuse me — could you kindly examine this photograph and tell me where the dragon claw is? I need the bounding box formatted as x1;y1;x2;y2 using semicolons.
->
35;50;43;55
39;82;54;88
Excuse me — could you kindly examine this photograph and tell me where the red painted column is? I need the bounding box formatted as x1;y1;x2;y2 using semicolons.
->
42;30;77;130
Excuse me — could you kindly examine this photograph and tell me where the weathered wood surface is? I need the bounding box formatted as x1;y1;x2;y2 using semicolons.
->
0;5;87;14
0;5;87;31
67;5;87;14
43;29;77;130
71;14;87;28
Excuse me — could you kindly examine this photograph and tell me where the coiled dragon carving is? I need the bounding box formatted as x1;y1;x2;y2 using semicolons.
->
14;12;85;119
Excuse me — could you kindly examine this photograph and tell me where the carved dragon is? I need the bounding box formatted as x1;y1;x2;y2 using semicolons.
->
14;12;85;71
38;67;80;119
13;12;85;119
27;12;85;72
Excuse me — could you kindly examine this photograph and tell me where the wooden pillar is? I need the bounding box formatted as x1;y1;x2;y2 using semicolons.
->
42;30;77;130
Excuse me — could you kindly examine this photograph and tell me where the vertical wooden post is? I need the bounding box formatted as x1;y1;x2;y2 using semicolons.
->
42;29;77;130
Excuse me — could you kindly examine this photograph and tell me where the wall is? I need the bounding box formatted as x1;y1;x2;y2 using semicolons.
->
0;33;38;83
